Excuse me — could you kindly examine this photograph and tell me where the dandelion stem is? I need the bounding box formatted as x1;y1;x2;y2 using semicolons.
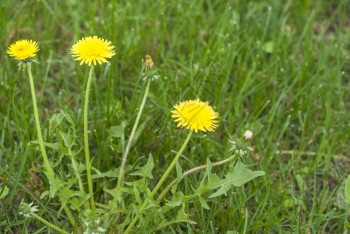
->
84;65;96;211
116;80;151;193
27;65;76;227
124;130;193;234
27;64;54;176
29;212;69;234
156;154;237;202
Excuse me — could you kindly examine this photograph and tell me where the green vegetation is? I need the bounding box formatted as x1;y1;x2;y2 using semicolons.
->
1;0;350;233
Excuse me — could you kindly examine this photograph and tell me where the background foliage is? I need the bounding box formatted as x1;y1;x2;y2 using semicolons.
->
1;0;350;232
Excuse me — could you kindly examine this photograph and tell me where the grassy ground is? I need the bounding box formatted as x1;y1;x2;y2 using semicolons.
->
1;0;350;233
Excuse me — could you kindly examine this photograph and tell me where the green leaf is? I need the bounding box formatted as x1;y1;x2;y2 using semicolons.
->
59;130;74;147
262;41;274;53
205;158;212;177
50;110;75;128
166;191;184;207
208;161;265;198
61;110;75;126
44;172;77;198
295;174;305;194
176;204;188;220
31;140;60;150
345;175;350;204
107;122;126;139
45;173;65;198
170;161;183;193
199;196;210;210
345;221;350;228
130;154;154;179
335;179;350;210
157;204;196;230
40;190;50;200
200;158;212;187
166;191;194;207
283;197;302;207
0;186;9;199
91;167;119;179
49;112;64;128
207;174;223;189
105;187;122;202
133;180;143;205
175;161;183;182
60;188;86;210
132;122;146;145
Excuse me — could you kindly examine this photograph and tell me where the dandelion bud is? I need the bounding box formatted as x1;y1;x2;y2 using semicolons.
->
143;55;160;81
19;200;38;217
83;219;106;234
145;54;154;69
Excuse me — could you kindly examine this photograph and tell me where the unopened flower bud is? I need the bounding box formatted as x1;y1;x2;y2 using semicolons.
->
145;54;154;69
243;130;253;140
19;200;38;217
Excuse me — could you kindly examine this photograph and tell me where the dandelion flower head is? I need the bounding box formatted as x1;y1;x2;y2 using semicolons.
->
71;36;115;66
7;39;39;60
171;99;219;133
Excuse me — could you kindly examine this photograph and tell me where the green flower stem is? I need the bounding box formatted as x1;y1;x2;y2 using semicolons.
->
156;154;237;202
27;64;54;176
84;65;96;211
116;80;151;193
29;212;69;234
27;65;76;227
124;130;193;234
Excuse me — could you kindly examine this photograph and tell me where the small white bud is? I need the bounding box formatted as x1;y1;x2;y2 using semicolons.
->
243;130;253;140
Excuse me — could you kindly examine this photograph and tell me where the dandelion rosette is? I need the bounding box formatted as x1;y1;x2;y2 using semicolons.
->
71;36;115;66
7;39;39;61
171;99;219;133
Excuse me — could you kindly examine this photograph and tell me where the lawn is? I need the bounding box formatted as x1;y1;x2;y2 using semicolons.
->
1;0;350;233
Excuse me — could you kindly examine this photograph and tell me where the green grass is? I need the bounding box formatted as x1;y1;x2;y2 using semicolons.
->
1;0;350;232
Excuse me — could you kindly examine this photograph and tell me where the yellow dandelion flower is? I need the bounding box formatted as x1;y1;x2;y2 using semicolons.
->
7;39;39;61
171;99;219;133
71;36;115;66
